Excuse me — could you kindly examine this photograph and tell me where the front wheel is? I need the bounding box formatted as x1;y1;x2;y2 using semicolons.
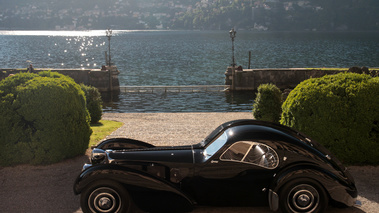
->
279;178;328;213
80;180;132;213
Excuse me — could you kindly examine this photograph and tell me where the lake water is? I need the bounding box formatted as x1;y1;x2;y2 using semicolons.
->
1;30;378;112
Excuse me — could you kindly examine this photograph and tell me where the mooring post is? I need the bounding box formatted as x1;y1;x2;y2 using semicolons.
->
248;51;251;69
104;51;108;66
108;67;112;92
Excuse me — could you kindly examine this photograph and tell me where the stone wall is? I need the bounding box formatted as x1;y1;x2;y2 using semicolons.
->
0;67;120;92
225;67;377;91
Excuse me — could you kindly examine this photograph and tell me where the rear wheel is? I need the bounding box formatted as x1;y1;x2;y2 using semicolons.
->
279;178;328;213
80;180;132;213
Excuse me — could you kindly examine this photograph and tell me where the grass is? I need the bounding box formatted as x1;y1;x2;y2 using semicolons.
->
89;120;123;148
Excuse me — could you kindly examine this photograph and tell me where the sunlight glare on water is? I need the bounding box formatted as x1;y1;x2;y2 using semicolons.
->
0;30;159;37
0;30;108;37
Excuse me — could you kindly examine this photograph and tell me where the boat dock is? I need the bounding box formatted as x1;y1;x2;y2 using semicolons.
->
120;85;229;93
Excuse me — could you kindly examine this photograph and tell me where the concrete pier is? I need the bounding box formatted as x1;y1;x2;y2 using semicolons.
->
225;67;379;91
0;66;120;92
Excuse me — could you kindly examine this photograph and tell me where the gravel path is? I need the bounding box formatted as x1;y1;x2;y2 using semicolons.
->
0;112;377;213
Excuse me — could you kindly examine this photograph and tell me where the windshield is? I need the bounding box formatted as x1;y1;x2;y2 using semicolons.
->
203;131;228;160
199;124;224;147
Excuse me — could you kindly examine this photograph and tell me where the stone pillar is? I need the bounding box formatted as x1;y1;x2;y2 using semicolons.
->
225;66;233;86
106;65;120;92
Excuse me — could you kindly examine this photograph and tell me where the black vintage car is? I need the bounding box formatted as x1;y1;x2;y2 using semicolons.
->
74;119;357;213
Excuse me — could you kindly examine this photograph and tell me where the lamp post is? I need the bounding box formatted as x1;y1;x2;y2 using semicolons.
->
229;28;237;90
106;28;112;66
106;29;113;92
229;28;236;67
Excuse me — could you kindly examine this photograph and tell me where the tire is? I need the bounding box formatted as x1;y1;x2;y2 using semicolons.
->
279;178;328;213
80;180;132;213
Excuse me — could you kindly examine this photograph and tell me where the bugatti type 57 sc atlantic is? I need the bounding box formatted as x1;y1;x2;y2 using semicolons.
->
74;119;358;213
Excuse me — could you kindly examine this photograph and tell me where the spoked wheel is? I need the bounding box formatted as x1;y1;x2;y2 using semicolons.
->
80;180;132;213
279;179;328;213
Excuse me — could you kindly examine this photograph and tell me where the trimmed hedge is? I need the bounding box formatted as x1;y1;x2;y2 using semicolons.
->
252;83;282;123
0;71;92;166
80;84;103;124
281;73;379;164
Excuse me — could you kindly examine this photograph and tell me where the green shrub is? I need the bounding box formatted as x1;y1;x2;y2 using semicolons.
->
0;71;92;166
80;84;103;124
281;73;379;164
252;83;282;123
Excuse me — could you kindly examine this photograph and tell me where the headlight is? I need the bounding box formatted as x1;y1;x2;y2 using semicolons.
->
91;148;107;164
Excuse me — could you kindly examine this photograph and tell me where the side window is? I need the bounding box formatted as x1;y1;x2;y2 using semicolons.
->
220;141;279;169
220;141;250;161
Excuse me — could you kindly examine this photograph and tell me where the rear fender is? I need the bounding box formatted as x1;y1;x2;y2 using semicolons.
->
268;165;356;211
74;164;194;211
94;138;155;150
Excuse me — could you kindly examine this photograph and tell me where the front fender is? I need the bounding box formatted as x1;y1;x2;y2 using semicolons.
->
74;164;188;196
94;138;155;150
74;164;194;211
268;165;357;211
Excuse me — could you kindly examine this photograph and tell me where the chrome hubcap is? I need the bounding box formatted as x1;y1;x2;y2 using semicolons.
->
288;184;319;213
297;194;310;206
89;187;121;213
293;190;314;209
98;196;112;210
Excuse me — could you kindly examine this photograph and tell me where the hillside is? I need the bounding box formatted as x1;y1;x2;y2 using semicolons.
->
0;0;378;31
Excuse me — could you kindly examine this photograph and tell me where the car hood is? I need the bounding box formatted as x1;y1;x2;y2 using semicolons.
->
107;145;195;164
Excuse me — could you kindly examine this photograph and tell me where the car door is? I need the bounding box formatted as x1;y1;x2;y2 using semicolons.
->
187;141;279;206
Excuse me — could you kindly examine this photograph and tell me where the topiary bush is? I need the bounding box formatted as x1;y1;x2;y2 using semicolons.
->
281;73;379;164
80;84;103;124
0;71;92;166
252;83;282;123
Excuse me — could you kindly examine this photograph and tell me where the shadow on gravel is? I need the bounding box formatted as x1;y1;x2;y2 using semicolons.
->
0;155;88;213
349;166;379;203
0;156;373;213
192;206;365;213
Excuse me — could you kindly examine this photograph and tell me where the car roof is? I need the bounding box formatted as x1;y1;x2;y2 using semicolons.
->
213;119;312;145
220;119;299;135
